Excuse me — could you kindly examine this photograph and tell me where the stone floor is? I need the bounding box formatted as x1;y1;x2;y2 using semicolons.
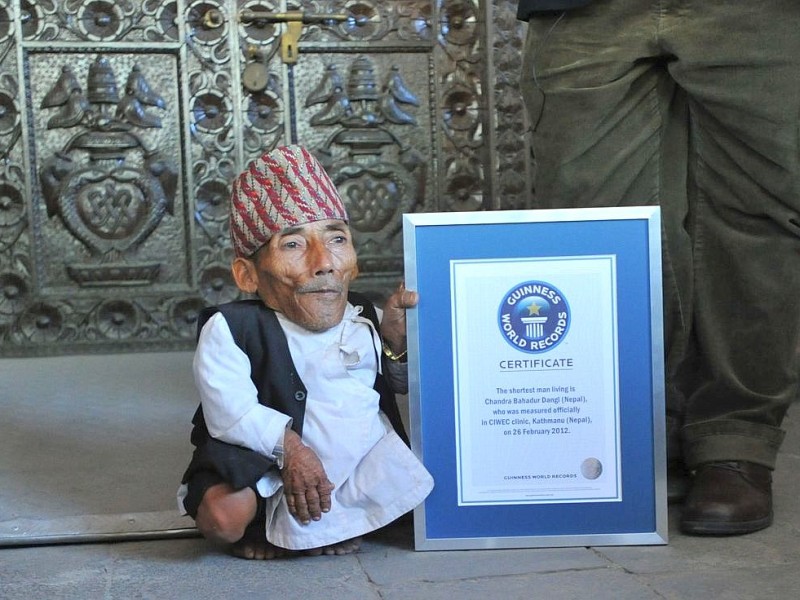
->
1;353;799;599
2;490;800;600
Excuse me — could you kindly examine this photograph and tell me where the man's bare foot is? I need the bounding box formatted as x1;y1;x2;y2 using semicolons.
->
231;536;362;559
231;539;292;560
304;537;362;556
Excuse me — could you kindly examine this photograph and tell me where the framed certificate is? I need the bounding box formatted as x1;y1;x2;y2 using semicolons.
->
403;207;667;550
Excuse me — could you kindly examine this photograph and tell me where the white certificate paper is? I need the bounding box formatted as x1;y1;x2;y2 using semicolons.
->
451;256;621;506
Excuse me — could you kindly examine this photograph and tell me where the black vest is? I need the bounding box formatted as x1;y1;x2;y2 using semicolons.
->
189;292;408;448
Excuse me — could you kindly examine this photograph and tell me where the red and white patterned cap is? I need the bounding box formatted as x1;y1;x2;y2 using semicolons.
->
229;145;348;257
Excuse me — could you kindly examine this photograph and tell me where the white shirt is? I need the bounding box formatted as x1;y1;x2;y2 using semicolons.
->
181;303;433;550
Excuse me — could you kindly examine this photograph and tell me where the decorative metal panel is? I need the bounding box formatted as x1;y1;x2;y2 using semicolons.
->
0;0;531;356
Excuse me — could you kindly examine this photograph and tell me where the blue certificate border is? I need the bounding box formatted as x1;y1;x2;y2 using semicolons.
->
403;208;667;550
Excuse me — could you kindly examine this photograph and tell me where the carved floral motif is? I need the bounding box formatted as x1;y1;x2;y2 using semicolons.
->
37;55;178;287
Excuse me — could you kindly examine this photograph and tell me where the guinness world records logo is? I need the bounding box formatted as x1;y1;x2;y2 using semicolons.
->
498;280;571;353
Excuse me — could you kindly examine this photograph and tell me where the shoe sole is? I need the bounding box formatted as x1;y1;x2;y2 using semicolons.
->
680;512;773;536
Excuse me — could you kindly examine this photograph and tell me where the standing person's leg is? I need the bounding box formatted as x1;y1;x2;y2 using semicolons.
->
520;0;693;471
665;0;800;534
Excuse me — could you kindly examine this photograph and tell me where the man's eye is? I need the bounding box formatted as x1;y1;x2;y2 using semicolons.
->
331;235;347;244
282;241;299;249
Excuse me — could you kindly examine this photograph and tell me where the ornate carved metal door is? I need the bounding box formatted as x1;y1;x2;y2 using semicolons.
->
0;0;529;357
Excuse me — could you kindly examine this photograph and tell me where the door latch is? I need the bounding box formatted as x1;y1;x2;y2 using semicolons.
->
201;8;348;64
238;9;348;64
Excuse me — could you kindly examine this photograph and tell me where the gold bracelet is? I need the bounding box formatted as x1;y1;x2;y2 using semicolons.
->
382;342;408;362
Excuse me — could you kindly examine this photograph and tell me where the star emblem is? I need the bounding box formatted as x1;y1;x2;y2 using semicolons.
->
526;301;541;316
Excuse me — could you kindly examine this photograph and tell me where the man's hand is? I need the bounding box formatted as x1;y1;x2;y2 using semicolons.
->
381;281;418;356
281;429;335;524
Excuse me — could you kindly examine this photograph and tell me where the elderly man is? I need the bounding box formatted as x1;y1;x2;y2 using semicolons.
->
178;145;433;559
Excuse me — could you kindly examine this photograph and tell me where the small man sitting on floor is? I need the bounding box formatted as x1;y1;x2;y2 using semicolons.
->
177;145;433;559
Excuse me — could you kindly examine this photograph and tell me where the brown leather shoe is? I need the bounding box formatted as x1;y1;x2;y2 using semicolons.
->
680;461;773;535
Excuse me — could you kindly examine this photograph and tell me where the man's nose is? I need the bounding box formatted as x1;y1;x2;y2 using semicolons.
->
308;239;334;275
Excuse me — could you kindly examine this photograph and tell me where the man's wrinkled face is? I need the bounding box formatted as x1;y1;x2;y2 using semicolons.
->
233;219;358;332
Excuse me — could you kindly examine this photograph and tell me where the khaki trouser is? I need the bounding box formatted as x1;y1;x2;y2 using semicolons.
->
520;0;800;469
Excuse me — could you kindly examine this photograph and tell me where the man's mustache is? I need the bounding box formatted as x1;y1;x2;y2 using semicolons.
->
297;277;345;294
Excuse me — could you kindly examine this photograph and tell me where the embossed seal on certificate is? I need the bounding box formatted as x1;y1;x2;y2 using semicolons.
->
498;280;571;354
581;458;603;480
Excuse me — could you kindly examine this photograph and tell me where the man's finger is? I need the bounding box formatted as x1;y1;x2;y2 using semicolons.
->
319;488;332;513
400;289;419;309
305;487;322;521
291;491;310;523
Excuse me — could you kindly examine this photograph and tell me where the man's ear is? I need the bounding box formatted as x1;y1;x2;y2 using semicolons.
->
231;257;259;294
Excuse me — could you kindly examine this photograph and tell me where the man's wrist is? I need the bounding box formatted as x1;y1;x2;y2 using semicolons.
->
274;422;296;469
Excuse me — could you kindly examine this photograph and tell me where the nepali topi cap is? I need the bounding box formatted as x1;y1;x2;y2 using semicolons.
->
229;145;348;257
